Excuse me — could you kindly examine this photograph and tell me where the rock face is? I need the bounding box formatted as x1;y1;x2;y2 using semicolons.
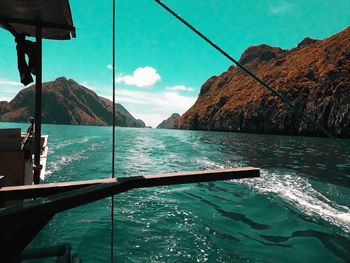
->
157;113;180;129
175;27;350;137
0;77;145;127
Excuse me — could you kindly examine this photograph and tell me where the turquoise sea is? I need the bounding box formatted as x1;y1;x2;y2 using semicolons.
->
1;122;350;262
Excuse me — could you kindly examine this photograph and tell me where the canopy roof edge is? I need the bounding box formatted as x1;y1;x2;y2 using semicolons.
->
0;0;75;40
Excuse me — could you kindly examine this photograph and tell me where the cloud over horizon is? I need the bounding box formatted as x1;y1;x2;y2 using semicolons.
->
0;78;23;101
0;73;195;128
101;88;196;128
166;85;194;92
269;3;293;14
115;66;161;88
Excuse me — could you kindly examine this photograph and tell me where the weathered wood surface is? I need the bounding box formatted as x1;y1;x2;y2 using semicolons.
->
0;167;259;256
0;167;259;201
0;178;117;201
0;151;25;187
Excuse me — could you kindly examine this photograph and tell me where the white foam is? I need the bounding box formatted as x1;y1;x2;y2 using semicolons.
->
51;136;97;151
196;158;226;170
159;186;194;194
196;159;350;233
46;142;102;176
240;170;350;233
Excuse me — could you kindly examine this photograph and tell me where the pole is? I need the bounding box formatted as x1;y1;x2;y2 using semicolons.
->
34;26;42;184
111;0;116;261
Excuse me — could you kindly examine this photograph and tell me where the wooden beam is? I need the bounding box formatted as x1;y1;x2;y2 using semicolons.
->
0;167;259;219
0;17;19;37
0;17;76;33
1;214;53;258
0;168;258;201
127;167;259;189
0;167;259;257
0;178;117;201
0;176;4;187
33;26;42;185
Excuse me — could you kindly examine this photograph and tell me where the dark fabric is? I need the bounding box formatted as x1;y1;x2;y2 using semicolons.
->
16;37;36;86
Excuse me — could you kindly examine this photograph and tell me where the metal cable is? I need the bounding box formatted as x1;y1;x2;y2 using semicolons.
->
154;0;344;147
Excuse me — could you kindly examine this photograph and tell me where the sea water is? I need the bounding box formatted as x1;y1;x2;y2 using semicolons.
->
1;122;349;262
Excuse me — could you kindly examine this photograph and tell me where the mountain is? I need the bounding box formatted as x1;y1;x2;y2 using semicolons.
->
156;113;180;129
174;27;350;137
0;77;145;127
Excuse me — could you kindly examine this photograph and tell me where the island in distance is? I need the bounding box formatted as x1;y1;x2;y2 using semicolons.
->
0;77;145;128
174;26;350;137
156;113;180;129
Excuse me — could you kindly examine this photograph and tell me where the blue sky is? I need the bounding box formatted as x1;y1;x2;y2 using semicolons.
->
0;0;349;127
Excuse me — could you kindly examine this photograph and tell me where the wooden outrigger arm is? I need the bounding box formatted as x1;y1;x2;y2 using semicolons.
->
0;167;259;259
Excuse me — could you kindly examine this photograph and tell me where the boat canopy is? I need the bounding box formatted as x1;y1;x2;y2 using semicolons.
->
0;0;76;185
0;0;75;40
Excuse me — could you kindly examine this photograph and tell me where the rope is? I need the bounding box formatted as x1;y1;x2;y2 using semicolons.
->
154;0;344;148
111;0;116;261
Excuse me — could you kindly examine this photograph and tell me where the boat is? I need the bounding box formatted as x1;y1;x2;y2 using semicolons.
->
0;1;260;261
0;0;75;188
0;123;48;189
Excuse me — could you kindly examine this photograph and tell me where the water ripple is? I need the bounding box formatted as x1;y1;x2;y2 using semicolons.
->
240;170;350;233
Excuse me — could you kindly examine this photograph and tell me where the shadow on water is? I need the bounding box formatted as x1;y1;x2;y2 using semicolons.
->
260;229;350;262
202;223;240;242
198;182;245;198
238;232;292;248
186;192;269;230
186;191;295;250
198;132;350;187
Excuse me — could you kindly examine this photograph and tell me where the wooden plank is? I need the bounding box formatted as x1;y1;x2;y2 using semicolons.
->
0;128;21;152
1;214;53;258
0;178;117;201
0;168;259;232
0;151;25;187
0;167;259;219
0;17;76;32
0;167;259;257
121;167;259;190
0;167;258;201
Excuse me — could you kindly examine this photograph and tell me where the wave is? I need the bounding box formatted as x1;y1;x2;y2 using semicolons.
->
195;158;350;233
50;136;98;152
195;157;226;170
46;142;103;176
240;170;350;233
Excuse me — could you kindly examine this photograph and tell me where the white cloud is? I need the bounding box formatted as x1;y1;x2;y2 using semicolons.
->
0;78;23;101
166;85;194;92
107;64;113;70
116;66;161;88
0;80;21;86
116;89;195;112
130;112;167;129
101;89;196;128
269;3;292;14
79;81;98;91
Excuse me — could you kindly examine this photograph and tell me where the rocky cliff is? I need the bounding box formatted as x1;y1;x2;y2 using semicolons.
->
174;27;350;137
0;77;145;127
156;113;180;129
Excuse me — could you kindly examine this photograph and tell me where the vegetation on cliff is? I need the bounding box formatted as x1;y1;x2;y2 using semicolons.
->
0;77;145;127
175;27;350;137
156;113;180;129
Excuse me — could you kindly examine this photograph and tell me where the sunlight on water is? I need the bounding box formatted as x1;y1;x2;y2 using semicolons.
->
240;170;350;233
0;123;349;262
